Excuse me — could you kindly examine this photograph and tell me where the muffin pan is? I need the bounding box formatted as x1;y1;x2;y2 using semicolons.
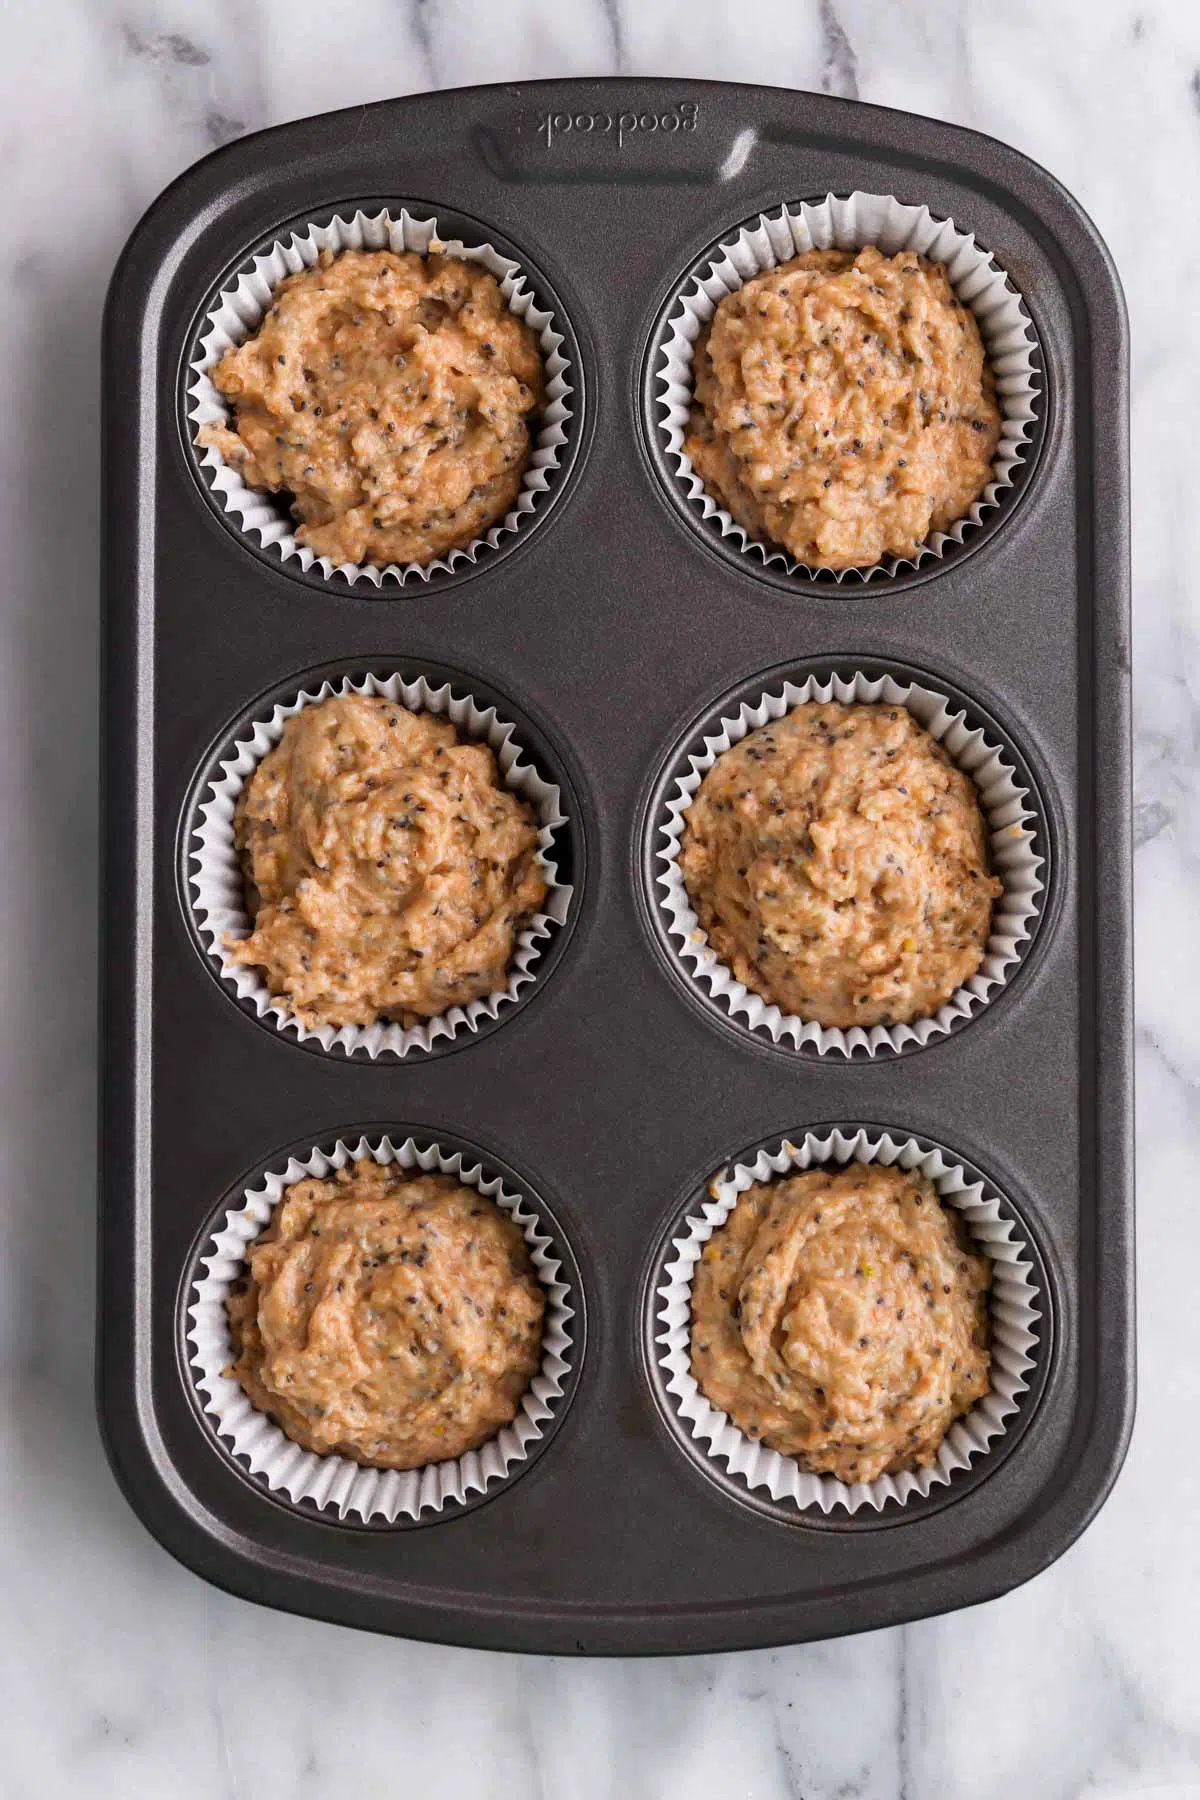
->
186;1130;581;1523
647;659;1048;1057
648;1128;1048;1521
183;660;580;1058
649;190;1044;584
186;206;578;586
99;78;1132;1654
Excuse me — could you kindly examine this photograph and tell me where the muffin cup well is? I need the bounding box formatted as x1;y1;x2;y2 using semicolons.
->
186;1134;576;1524
652;190;1042;583
653;1128;1042;1517
187;669;573;1058
186;207;575;587
653;667;1045;1057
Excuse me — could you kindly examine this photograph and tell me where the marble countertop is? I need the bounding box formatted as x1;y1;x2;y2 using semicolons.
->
2;2;1195;1794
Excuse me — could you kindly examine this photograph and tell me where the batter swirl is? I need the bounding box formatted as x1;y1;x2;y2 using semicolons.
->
690;1163;992;1484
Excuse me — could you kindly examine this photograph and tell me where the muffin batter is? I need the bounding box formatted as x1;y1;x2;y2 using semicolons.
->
690;1164;992;1483
678;702;1001;1029
227;1161;545;1469
230;693;547;1029
685;246;1000;570
199;248;544;567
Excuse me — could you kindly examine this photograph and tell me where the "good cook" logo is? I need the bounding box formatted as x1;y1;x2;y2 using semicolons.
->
525;101;699;149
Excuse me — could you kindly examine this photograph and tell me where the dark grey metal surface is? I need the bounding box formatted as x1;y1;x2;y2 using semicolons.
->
98;76;1133;1655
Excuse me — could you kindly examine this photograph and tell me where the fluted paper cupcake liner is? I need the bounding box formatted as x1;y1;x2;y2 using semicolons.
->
187;1134;575;1523
187;207;574;586
655;668;1045;1056
655;1128;1041;1516
188;669;572;1057
653;191;1041;581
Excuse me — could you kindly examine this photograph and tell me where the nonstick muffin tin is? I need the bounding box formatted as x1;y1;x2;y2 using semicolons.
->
99;77;1133;1654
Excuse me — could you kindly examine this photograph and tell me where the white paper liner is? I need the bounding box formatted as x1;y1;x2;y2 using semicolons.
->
188;670;572;1057
653;191;1041;580
187;207;574;586
187;1134;575;1523
655;668;1045;1056
655;1128;1041;1515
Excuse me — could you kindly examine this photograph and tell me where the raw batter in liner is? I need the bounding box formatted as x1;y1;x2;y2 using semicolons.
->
229;693;548;1030
690;1163;992;1483
685;246;1001;570
678;702;1002;1029
199;248;544;567
227;1160;545;1468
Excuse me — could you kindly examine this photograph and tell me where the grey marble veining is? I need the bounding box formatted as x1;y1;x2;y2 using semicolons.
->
1;2;1198;1795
